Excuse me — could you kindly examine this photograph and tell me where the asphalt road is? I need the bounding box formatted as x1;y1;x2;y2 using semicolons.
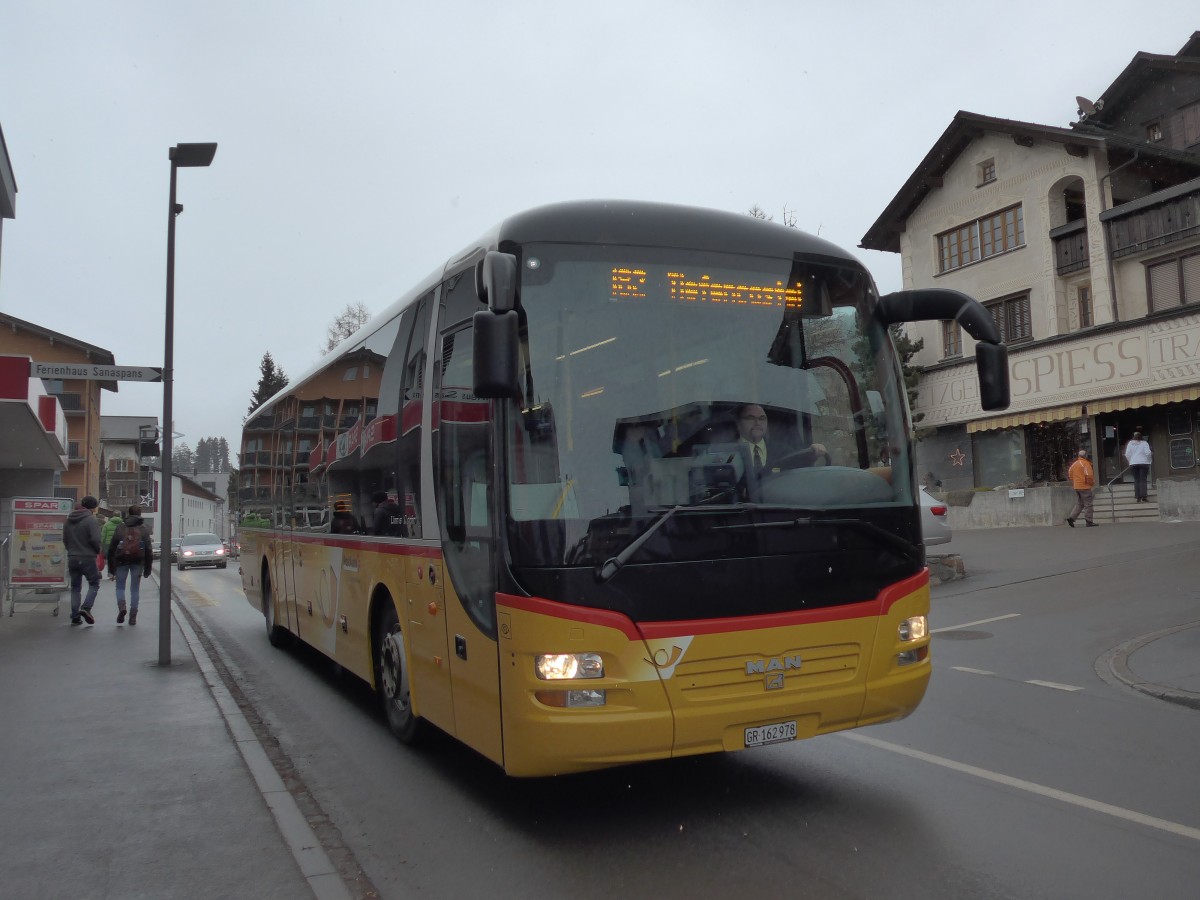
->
176;522;1200;899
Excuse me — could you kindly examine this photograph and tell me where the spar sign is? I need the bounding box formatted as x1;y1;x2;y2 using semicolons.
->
7;497;73;587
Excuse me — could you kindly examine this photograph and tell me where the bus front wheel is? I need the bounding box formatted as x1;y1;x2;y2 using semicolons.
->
375;602;423;743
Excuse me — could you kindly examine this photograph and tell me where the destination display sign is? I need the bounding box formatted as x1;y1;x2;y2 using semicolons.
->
30;361;163;382
611;266;804;309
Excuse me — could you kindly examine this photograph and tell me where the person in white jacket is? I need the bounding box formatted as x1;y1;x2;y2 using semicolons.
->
1123;431;1153;502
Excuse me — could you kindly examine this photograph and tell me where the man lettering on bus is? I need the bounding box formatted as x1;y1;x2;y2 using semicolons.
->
735;403;827;475
372;491;407;537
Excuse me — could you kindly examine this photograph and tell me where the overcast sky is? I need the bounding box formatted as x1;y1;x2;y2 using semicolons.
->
1;2;1196;455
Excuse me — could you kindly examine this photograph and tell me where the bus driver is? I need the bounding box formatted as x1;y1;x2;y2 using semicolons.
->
736;403;828;474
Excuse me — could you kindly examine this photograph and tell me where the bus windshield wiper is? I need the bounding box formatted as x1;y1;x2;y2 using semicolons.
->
595;498;744;584
711;515;920;562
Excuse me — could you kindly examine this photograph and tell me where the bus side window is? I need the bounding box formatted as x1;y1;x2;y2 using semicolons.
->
435;278;497;634
398;295;430;538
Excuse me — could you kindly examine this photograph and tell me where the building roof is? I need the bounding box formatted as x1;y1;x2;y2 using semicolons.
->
0;121;15;219
859;112;1105;253
100;415;159;441
0;311;118;391
863;34;1200;255
859;109;1200;254
1071;32;1200;133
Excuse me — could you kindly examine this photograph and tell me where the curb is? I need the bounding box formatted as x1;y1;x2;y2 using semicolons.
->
166;582;357;900
1099;621;1200;712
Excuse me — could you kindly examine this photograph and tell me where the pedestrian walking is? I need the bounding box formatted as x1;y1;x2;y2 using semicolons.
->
100;512;120;580
1123;431;1153;502
1066;449;1097;528
62;495;103;624
107;505;153;625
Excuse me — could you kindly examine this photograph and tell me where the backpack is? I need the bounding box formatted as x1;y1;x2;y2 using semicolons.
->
119;525;144;561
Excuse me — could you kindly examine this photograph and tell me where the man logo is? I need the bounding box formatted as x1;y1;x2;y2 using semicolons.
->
745;656;802;676
765;673;785;690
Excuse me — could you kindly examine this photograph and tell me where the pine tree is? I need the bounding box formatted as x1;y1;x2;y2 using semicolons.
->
890;325;925;428
172;442;195;472
245;352;289;420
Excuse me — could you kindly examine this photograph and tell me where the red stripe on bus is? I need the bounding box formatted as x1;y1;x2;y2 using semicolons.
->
261;532;442;558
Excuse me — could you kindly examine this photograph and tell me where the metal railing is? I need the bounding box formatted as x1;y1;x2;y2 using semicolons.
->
1;533;10;615
1101;465;1132;521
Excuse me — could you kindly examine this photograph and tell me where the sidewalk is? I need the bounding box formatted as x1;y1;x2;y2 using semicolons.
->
0;578;329;899
935;521;1200;712
1105;620;1200;711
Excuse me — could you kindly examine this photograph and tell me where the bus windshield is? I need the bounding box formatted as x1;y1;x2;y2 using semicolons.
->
505;242;915;583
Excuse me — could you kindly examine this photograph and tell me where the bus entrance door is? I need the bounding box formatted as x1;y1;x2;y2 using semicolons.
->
405;556;456;734
275;539;299;638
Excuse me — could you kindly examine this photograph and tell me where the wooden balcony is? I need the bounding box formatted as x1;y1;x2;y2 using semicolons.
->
1050;220;1089;275
1103;179;1200;260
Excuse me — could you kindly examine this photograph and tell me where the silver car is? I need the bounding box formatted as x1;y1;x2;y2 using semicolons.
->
919;487;952;546
177;532;228;570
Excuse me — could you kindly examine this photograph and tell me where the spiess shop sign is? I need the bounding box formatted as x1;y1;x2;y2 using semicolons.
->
28;361;163;383
914;313;1200;425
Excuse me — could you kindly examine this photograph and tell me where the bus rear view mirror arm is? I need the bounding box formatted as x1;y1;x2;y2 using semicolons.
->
876;288;1010;412
476;250;518;312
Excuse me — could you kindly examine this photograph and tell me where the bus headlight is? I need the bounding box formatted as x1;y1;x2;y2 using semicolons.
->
898;615;928;642
535;652;604;680
534;653;606;706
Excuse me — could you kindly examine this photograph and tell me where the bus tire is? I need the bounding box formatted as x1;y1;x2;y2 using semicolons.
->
263;565;289;648
375;601;423;743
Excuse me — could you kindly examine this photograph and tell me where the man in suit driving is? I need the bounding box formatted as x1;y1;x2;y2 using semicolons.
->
736;403;827;473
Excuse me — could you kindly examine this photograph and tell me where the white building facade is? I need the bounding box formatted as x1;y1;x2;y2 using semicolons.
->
862;34;1200;506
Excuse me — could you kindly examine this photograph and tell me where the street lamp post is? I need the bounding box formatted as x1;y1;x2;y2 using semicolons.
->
159;142;217;666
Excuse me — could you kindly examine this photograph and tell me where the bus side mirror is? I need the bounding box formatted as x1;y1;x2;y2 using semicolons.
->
975;341;1010;411
877;288;1011;412
473;309;520;398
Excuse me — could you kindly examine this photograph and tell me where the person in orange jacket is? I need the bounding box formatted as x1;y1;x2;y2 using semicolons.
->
1066;448;1097;527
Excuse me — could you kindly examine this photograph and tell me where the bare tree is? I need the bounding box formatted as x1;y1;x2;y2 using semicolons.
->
322;302;372;355
747;204;798;228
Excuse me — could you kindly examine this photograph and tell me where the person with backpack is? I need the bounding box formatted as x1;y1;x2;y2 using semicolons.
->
107;504;153;625
100;512;120;581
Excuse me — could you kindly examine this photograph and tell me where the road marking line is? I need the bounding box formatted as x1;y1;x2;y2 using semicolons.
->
932;613;1020;633
950;666;996;676
1026;680;1084;692
840;731;1200;842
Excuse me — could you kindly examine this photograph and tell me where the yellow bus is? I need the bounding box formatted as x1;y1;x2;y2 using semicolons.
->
239;200;1009;776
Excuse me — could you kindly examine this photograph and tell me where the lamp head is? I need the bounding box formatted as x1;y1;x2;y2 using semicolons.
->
170;142;218;167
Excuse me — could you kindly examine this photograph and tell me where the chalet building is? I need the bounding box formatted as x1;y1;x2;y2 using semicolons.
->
862;32;1200;511
240;342;392;533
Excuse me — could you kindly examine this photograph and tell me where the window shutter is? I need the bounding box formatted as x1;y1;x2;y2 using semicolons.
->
1010;296;1032;341
1149;260;1181;311
1181;253;1200;304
